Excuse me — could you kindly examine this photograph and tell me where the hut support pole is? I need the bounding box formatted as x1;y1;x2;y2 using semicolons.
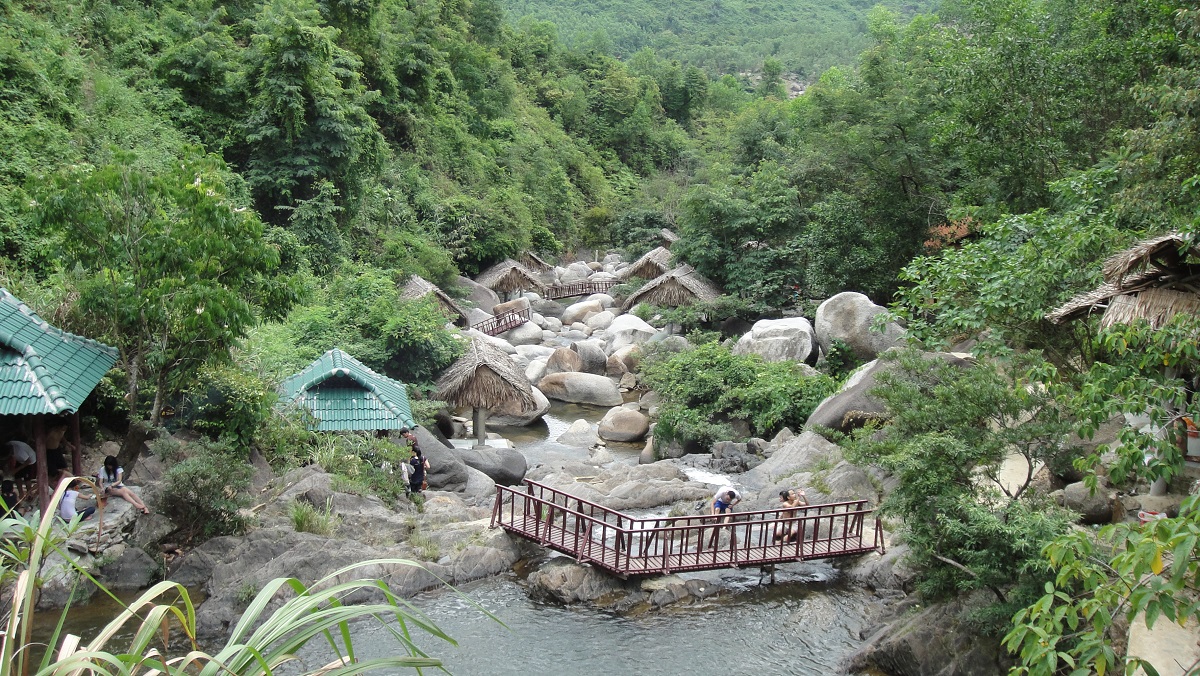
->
34;415;49;514
71;411;82;477
474;407;488;447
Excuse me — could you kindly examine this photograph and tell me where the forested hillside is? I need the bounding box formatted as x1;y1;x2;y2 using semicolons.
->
501;0;935;76
7;0;1200;670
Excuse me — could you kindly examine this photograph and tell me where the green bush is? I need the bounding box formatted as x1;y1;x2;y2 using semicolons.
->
289;499;341;536
185;366;277;449
641;342;837;446
160;439;252;542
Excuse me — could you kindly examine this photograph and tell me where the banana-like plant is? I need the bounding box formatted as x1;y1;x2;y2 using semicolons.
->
2;478;458;675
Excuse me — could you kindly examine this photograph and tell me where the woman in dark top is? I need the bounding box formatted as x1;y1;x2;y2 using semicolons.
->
405;432;429;494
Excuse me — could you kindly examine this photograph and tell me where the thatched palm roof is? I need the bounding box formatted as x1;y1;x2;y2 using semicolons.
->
476;259;545;294
436;338;536;412
619;246;672;280
1048;232;1200;327
520;251;553;273
660;228;680;247
400;275;469;326
1102;232;1200;288
620;265;722;312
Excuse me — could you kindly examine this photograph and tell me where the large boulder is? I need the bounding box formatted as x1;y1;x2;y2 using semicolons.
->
454;446;529;486
814;292;907;360
488;386;551;426
598;408;651;442
525;359;548;385
412;426;470;492
492;297;530;315
461;329;517;354
561;299;605;325
807;352;973;434
465;307;492;327
585;310;616;331
499;320;543;346
847;592;1015;676
532;298;565;319
732;317;818;364
572;340;609;375
743;431;843;490
456;275;501;315
1055;481;1115;524
560;262;593;284
606;314;658;354
587;293;616;309
558;419;599;447
545;347;583;375
538;372;624;406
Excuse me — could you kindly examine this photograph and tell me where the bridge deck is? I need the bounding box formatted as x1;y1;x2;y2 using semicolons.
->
544;280;618;300
492;480;883;576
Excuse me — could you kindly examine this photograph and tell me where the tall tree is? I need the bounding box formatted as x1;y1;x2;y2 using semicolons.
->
34;151;295;465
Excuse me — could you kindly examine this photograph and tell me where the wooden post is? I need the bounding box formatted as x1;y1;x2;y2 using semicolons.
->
473;407;488;447
34;415;49;514
71;411;82;476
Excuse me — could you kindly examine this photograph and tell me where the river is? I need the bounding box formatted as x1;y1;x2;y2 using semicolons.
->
292;568;879;675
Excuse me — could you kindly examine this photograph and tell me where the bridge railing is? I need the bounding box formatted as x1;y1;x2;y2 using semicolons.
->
544;280;618;300
471;307;531;336
491;479;883;575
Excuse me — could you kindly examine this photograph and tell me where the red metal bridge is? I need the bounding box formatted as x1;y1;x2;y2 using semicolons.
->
471;307;531;336
491;480;884;576
544;280;619;300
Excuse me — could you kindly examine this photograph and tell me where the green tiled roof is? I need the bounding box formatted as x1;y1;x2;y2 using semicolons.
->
0;289;120;416
279;348;415;431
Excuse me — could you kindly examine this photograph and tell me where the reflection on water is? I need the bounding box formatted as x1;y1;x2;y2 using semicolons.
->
294;572;876;675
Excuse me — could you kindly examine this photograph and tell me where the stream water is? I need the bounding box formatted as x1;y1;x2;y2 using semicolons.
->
294;568;879;675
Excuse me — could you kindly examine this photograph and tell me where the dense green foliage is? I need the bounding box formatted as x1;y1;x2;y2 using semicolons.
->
501;0;935;76
641;341;836;449
847;351;1078;628
8;0;1200;669
159;438;253;540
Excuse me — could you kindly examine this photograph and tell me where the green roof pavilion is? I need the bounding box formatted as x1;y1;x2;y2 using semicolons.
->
280;348;415;431
0;288;120;511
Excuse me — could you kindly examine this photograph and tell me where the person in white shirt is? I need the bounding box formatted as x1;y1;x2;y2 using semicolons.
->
97;455;149;514
59;480;96;521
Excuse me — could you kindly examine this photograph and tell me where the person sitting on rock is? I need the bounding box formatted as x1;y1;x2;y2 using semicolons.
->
59;479;96;522
96;455;149;514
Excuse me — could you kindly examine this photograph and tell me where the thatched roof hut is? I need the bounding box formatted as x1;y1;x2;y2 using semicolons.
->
620;265;722;312
1048;232;1200;328
400;275;469;327
520;251;553;273
476;259;545;295
436;338;536;445
660;228;680;248
619;246;673;280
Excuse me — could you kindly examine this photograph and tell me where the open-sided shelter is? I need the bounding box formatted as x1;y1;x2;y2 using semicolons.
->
619;246;673;281
476;259;545;298
620;265;723;312
400;275;469;327
280;348;415;432
520;251;553;273
0;288;119;511
1048;232;1200;329
436;338;534;447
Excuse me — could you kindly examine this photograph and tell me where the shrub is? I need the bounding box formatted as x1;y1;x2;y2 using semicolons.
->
184;366;277;450
160;439;252;542
642;342;837;445
290;499;341;536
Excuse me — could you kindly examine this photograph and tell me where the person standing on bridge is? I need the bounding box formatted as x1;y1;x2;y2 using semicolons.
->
705;487;742;553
